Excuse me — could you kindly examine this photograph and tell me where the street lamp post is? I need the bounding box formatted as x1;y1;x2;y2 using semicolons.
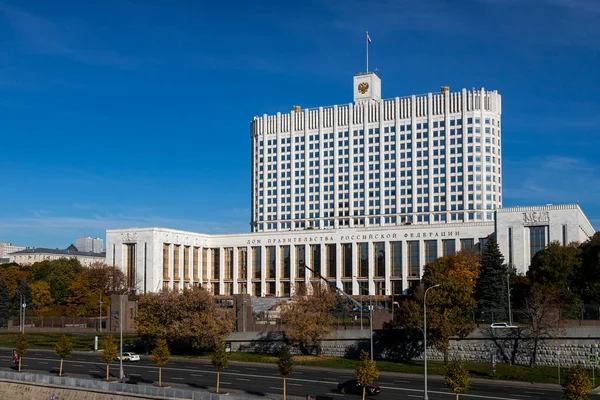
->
21;299;26;334
423;284;440;400
507;273;512;326
119;294;125;382
99;292;103;333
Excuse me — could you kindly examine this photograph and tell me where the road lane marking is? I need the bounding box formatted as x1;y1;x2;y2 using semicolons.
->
524;393;545;395
172;377;184;380
39;362;48;364
220;381;231;385
288;383;302;386
3;355;555;400
236;378;251;381
269;387;282;390
512;395;531;398
73;364;84;367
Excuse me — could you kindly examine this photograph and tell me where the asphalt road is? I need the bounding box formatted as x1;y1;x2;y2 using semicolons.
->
0;349;566;400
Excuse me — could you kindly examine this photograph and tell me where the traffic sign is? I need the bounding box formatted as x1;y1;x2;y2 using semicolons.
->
589;354;598;365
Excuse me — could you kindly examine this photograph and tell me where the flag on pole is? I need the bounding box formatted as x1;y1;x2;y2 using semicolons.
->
367;31;372;44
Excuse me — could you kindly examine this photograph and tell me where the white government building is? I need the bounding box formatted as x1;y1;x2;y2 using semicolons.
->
106;72;595;296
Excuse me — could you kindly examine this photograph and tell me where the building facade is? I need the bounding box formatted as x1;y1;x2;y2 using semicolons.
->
0;242;27;258
9;246;106;267
251;73;502;232
106;204;594;296
76;236;104;253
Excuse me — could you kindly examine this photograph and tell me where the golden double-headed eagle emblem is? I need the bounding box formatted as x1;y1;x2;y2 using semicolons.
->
358;82;369;94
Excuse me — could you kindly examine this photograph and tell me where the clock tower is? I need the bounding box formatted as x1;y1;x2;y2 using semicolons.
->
353;71;381;103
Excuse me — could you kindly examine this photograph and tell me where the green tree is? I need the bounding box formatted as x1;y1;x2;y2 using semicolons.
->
354;350;379;400
211;340;229;394
151;338;171;387
15;333;29;372
563;366;593;400
527;242;582;304
100;335;118;381
277;345;294;400
54;334;73;376
445;360;470;400
476;234;509;320
47;258;82;305
578;233;600;304
281;284;337;355
135;287;233;351
0;278;11;325
397;251;480;364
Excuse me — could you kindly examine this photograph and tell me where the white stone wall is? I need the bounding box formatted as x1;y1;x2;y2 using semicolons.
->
9;252;105;267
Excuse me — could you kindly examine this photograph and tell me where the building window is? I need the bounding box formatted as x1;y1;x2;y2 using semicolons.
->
296;245;306;279
310;244;321;277
478;237;488;253
508;227;513;266
252;246;262;279
390;242;402;277
183;246;190;280
424;240;437;265
193;247;199;281
202;248;208;282
342;243;352;278
266;246;276;279
238;248;247;280
173;245;180;280
442;239;455;256
211;248;220;280
281;246;290;279
162;244;170;280
374;242;385;277
529;226;546;261
407;241;420;278
357;243;368;278
460;239;475;251
125;243;136;289
562;225;567;246
326;244;337;278
224;248;233;280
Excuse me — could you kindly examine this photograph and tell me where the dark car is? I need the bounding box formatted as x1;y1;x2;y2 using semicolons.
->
337;379;380;395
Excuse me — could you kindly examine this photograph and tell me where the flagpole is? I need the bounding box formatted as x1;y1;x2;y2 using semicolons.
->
366;30;369;73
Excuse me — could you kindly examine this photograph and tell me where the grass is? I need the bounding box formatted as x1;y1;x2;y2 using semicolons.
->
209;351;589;386
0;333;141;352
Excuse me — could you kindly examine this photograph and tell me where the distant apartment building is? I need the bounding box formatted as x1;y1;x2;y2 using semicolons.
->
76;236;104;253
9;244;105;267
0;242;27;258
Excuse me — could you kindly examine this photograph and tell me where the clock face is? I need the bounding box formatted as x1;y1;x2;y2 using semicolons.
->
358;82;369;94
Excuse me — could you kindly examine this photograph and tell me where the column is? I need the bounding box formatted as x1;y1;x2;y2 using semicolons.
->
384;241;392;296
232;247;239;295
367;241;375;295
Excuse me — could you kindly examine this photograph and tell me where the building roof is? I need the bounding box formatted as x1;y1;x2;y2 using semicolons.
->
10;246;105;257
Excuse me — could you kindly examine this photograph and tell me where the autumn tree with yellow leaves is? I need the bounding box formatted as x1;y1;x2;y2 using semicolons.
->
396;251;480;364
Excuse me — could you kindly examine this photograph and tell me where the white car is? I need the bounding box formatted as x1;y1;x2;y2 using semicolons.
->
491;323;518;329
117;352;140;362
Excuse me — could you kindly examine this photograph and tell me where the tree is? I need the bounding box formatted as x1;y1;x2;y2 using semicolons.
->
281;283;337;355
15;279;33;310
30;282;53;317
476;234;509;320
578;233;600;304
396;251;480;364
15;333;29;372
211;340;229;394
151;338;171;387
277;345;294;400
527;242;582;304
563;366;593;400
100;335;118;381
135;287;233;351
47;258;82;305
0;278;11;325
54;334;73;376
354;350;379;400
522;285;562;366
445;360;470;400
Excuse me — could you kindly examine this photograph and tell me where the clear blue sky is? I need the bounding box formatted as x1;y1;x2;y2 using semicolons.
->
1;0;598;248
